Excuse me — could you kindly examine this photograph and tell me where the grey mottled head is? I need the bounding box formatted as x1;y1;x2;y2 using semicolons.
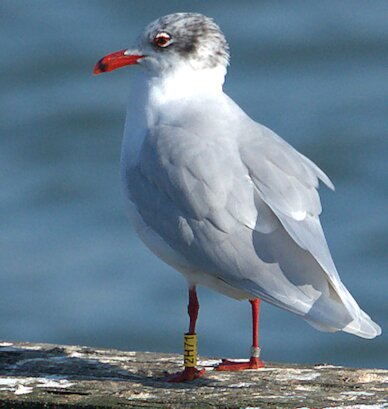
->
135;13;229;73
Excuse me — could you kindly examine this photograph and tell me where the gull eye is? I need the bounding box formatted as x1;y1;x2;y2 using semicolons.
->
153;32;173;48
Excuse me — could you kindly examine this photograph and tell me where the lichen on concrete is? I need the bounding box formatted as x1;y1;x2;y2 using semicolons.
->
0;341;386;408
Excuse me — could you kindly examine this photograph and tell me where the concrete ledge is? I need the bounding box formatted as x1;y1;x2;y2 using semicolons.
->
0;341;387;408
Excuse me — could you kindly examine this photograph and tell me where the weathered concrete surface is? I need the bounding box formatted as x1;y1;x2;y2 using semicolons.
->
0;341;387;408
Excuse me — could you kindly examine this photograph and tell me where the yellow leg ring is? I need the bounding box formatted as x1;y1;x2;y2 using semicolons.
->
184;333;197;368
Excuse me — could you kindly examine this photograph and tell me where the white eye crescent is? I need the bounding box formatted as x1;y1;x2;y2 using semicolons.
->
153;32;173;48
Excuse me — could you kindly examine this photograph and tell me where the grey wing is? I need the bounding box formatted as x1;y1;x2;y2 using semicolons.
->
239;122;381;338
239;124;337;280
126;118;380;338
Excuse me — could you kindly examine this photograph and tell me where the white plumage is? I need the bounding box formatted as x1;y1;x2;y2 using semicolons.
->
113;13;381;339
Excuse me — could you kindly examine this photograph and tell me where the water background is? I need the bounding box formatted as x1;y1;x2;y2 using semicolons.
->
1;0;387;369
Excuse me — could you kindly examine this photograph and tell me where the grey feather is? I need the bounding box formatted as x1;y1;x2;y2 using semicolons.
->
119;12;381;339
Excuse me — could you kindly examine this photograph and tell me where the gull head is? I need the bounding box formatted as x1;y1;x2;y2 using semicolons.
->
94;13;229;77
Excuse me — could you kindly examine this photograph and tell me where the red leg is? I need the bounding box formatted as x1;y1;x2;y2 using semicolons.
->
188;286;199;334
166;286;206;382
216;298;264;371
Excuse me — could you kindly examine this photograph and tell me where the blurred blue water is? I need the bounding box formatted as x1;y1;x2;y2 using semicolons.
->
0;0;387;369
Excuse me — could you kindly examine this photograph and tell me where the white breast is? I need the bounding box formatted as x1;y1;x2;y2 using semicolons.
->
120;71;149;175
119;66;251;300
120;72;194;274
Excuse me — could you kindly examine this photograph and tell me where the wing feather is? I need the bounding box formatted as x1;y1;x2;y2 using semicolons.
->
239;122;380;338
124;94;381;338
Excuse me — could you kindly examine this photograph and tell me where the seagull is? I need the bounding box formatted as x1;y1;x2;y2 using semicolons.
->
94;12;381;382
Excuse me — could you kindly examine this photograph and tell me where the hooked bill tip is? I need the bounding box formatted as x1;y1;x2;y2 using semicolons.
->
93;51;144;75
93;59;108;75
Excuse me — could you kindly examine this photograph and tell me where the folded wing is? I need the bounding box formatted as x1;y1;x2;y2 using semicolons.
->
239;122;381;338
126;95;381;339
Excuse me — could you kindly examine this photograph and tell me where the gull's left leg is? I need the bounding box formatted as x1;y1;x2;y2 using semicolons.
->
216;298;264;371
166;286;206;382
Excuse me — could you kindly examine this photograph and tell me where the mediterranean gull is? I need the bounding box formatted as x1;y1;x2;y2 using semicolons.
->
94;12;381;382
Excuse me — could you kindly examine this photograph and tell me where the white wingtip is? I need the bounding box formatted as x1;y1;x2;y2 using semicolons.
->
342;317;382;339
